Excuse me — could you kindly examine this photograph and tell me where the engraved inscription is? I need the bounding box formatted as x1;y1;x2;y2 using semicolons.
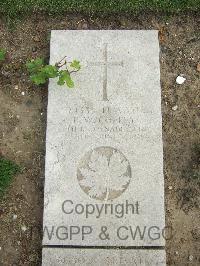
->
77;147;131;201
61;105;157;141
87;43;123;101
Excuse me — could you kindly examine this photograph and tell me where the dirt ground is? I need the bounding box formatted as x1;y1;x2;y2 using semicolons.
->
0;12;199;266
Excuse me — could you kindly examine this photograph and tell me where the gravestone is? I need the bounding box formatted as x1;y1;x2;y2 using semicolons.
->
42;30;166;265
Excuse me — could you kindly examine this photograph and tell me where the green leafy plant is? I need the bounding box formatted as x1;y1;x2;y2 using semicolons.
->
0;157;20;198
0;48;6;62
26;56;81;88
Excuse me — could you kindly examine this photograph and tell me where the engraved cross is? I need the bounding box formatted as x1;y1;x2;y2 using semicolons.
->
87;43;123;101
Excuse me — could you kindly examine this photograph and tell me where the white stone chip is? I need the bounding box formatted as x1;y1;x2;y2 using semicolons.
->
13;214;17;220
172;105;178;111
21;225;27;232
176;75;186;85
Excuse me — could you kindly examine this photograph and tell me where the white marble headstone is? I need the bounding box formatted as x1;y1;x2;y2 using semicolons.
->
42;30;166;265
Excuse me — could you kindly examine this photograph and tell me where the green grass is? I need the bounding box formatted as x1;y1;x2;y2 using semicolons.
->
0;0;200;17
0;157;20;198
0;49;6;62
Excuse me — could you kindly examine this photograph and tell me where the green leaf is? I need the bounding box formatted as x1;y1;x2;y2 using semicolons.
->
0;49;6;61
58;70;74;88
26;58;44;73
70;60;81;70
42;65;58;78
26;57;79;88
30;72;47;85
65;75;74;88
57;78;65;86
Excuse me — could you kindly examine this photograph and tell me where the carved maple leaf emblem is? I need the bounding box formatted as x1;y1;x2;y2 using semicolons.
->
77;147;131;201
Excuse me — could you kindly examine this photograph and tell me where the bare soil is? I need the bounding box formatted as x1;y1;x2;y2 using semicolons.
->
0;12;200;266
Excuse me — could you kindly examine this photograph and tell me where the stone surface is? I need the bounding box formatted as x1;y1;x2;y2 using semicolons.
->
42;248;166;265
43;30;165;247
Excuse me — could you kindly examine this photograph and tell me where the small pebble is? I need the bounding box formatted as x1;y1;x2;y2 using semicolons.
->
0;247;1;251
188;255;193;261
21;225;27;232
168;186;173;190
176;75;186;85
41;112;43;116
175;251;179;255
13;214;17;220
172;105;178;111
21;92;25;96
14;85;18;90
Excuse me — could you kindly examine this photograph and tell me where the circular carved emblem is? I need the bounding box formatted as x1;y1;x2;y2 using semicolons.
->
77;147;131;201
